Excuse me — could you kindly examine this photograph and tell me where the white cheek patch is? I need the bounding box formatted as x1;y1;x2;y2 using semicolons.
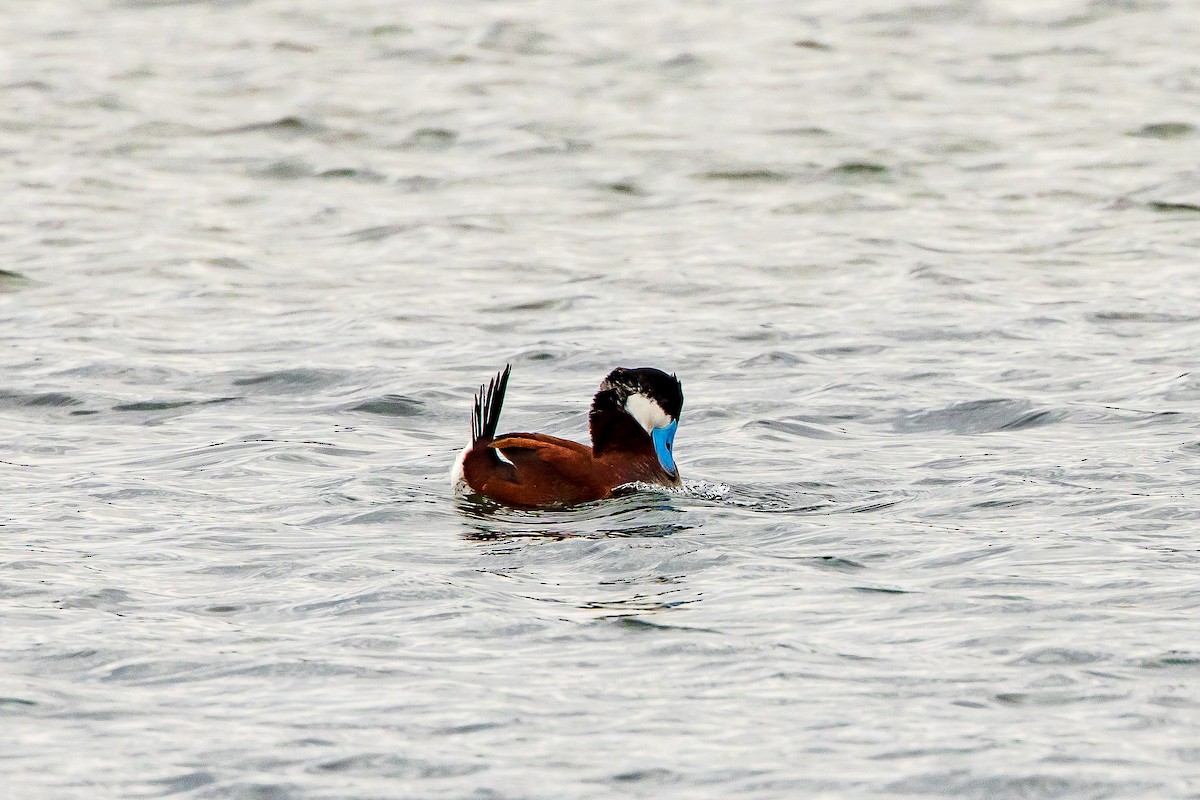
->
624;393;671;434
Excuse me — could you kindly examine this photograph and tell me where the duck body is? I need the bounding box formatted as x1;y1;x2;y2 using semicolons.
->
452;365;684;509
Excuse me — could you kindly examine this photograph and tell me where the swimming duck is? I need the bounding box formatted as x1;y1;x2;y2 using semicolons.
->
451;364;684;508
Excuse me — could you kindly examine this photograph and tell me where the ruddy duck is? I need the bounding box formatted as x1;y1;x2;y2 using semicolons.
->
451;364;684;508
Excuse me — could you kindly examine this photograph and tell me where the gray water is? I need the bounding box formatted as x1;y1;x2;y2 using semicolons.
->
5;1;1200;797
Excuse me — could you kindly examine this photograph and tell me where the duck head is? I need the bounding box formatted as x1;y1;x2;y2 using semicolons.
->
589;367;684;481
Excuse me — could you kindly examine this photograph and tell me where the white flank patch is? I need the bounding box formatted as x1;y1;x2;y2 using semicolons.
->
450;444;514;494
624;392;671;433
449;444;470;490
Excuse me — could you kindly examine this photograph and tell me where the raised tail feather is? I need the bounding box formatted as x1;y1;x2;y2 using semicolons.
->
471;364;511;445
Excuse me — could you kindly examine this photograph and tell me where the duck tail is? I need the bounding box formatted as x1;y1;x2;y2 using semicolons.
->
471;364;511;445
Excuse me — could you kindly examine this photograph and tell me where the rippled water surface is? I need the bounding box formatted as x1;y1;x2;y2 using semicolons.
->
5;1;1200;797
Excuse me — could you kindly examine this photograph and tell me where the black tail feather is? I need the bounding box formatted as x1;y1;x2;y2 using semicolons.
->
471;364;511;444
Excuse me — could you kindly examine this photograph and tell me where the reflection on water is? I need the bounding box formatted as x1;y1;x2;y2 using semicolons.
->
457;490;694;540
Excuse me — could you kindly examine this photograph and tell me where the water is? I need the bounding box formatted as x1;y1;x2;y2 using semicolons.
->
4;0;1200;797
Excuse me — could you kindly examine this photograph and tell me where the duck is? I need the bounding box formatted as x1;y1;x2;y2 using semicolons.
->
451;364;684;508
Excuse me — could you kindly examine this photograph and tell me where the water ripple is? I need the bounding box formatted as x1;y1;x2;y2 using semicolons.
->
5;1;1200;797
